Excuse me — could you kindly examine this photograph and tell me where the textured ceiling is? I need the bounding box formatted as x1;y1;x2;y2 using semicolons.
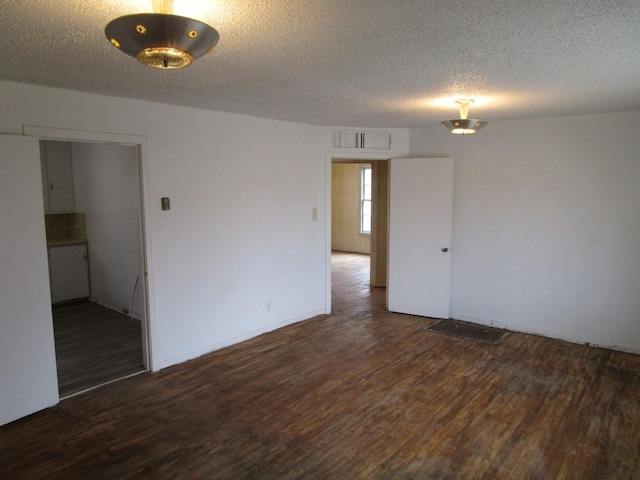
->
1;0;639;128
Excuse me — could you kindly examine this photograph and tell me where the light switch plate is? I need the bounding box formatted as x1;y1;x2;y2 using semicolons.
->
161;197;170;210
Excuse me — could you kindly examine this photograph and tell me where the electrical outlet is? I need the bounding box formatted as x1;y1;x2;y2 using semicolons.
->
266;301;272;312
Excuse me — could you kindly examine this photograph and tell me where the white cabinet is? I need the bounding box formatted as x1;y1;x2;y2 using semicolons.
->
40;141;75;213
48;243;90;304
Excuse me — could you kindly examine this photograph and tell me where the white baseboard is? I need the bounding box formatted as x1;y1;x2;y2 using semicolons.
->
453;314;640;356
155;309;326;371
89;297;140;321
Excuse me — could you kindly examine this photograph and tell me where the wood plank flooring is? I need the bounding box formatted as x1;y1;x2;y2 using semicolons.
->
1;252;639;478
53;301;144;397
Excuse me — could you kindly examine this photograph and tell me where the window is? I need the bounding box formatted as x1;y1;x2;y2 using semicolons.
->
360;166;372;234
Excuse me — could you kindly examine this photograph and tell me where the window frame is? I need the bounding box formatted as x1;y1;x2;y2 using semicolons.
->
359;165;372;235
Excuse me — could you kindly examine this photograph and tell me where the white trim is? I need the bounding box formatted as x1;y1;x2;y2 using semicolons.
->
156;309;326;370
454;314;640;356
23;125;146;146
60;369;147;400
22;125;157;372
89;297;141;321
359;165;372;235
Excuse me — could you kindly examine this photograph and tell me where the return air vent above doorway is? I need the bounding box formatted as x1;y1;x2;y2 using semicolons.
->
332;130;392;150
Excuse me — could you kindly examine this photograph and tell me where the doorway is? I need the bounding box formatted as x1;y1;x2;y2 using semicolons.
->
29;126;152;398
329;157;390;313
42;140;146;397
326;155;455;319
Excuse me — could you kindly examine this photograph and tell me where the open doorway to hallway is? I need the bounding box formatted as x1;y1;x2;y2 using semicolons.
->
330;159;389;313
331;251;385;315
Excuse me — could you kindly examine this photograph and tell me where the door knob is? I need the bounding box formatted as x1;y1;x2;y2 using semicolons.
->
441;248;449;252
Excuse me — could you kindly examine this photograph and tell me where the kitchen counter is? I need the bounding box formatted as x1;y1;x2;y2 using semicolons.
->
45;213;87;247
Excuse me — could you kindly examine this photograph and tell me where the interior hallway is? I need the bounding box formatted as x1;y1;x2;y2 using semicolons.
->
331;250;383;315
1;252;639;478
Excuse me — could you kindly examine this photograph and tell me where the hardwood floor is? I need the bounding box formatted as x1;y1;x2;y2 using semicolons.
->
53;301;145;397
1;251;639;478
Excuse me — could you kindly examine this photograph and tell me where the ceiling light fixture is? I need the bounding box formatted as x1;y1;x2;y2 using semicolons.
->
105;0;219;70
441;99;488;135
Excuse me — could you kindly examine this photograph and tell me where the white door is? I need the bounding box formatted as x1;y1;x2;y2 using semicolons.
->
387;157;454;319
0;135;59;426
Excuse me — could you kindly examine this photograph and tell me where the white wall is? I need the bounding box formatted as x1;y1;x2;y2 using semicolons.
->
0;80;330;371
410;110;640;353
72;142;143;317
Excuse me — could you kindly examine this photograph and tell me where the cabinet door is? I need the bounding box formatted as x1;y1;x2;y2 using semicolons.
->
49;244;90;303
42;141;75;213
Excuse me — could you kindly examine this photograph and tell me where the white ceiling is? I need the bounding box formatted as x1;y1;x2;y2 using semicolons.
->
1;0;639;128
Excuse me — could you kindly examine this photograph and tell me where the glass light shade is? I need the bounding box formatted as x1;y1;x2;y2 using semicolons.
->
441;119;488;135
441;99;488;134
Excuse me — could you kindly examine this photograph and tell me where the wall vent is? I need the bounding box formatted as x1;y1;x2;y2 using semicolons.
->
332;130;392;150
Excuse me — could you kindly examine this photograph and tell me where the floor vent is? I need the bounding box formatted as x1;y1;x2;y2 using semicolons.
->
425;319;507;344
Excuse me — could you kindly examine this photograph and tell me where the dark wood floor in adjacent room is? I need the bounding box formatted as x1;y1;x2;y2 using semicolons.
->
1;252;639;479
53;301;145;398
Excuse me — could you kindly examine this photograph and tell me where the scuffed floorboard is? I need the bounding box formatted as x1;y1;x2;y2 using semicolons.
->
1;252;638;479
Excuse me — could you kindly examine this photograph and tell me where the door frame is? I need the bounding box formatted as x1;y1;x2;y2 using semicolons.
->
23;125;155;372
325;151;392;314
